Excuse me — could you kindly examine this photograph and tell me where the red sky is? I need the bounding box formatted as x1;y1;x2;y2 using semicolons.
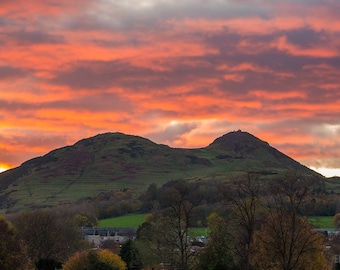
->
0;0;339;177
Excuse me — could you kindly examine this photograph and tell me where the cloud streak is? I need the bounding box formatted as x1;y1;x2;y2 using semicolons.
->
0;0;339;177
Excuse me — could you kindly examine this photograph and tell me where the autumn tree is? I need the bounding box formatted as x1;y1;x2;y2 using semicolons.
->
63;249;127;270
95;189;141;219
251;215;326;270
12;209;89;268
74;212;98;227
136;216;170;266
101;239;121;254
0;216;33;270
330;233;340;270
334;213;340;228
139;183;159;212
137;180;201;270
197;213;237;270
250;174;328;270
51;201;98;227
158;180;200;270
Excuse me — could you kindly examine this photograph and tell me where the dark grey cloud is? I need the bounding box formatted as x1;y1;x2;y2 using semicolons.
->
0;17;10;26
49;61;155;90
7;29;65;45
285;28;328;48
46;34;339;109
48;93;133;112
0;66;26;79
49;58;216;91
0;91;132;113
0;99;35;111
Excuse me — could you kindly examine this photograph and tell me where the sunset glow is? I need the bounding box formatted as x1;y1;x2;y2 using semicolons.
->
310;167;340;178
0;165;10;173
0;0;339;178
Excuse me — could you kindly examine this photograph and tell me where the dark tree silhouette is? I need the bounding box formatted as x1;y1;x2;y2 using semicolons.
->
0;216;33;270
120;238;143;270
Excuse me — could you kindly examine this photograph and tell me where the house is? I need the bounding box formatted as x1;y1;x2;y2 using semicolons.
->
82;227;136;248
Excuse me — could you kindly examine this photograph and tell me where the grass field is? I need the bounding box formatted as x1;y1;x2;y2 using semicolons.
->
98;214;148;228
308;216;335;228
189;227;208;237
98;213;209;237
99;214;335;237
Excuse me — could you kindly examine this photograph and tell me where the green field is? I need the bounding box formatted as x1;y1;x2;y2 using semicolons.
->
308;216;335;228
98;214;148;228
98;214;208;237
99;214;334;235
189;227;208;237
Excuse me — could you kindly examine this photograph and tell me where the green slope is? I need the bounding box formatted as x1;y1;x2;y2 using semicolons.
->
0;131;325;213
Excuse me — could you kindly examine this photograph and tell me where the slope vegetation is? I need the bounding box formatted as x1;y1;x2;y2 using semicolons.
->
0;130;323;213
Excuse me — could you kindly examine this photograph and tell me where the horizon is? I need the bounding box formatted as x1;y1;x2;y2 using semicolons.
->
0;1;339;179
0;130;338;178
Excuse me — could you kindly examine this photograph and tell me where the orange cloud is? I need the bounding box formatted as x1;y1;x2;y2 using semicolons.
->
272;36;340;57
0;0;339;177
250;90;306;100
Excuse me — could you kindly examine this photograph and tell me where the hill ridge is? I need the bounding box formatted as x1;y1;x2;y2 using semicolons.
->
0;130;324;213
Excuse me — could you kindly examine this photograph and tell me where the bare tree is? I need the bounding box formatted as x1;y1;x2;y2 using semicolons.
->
137;180;199;270
226;172;263;270
160;186;196;270
12;209;89;267
251;174;327;270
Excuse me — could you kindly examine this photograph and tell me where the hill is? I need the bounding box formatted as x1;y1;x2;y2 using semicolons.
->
0;130;324;213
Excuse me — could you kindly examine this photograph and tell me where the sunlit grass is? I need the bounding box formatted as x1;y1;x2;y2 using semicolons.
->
189;227;208;237
98;214;148;228
308;216;335;228
98;214;209;237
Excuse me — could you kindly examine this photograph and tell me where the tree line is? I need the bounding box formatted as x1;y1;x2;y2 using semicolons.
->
135;172;339;270
1;172;340;269
0;209;129;269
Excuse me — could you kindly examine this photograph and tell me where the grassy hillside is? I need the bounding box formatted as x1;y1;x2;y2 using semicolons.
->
324;176;340;193
0;131;325;213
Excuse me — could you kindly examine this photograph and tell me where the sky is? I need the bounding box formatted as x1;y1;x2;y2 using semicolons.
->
0;0;339;177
